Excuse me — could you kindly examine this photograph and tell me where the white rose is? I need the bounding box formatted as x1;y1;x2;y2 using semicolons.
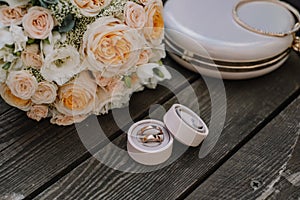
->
137;63;171;89
124;2;146;29
22;6;54;40
71;0;112;17
0;5;27;27
41;45;82;86
6;70;38;100
21;44;43;69
81;16;144;77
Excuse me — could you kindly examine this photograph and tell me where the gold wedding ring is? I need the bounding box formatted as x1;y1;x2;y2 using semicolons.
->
138;125;164;144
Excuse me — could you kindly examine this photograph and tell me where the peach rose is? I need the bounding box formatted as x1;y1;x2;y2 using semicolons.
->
71;0;112;17
93;74;143;115
81;16;143;77
31;81;58;104
55;71;97;116
22;6;54;39
0;5;27;26
139;0;149;5
94;85;133;115
93;71;123;93
137;48;152;65
124;2;146;29
0;84;32;111
50;112;88;126
6;70;38;100
144;0;164;46
27;104;48;121
21;44;43;69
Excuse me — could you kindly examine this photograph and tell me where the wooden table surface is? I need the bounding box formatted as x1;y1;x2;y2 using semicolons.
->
0;48;299;200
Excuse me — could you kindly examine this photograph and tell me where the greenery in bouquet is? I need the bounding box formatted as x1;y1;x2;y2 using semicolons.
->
0;0;170;125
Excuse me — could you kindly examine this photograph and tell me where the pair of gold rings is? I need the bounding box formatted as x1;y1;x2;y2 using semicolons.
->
138;125;164;144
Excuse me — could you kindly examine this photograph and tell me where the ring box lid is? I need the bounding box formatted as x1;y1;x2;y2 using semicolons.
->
163;104;209;147
164;0;295;62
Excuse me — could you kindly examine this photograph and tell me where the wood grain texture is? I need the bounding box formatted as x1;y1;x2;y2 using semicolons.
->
0;59;197;197
0;98;11;115
35;52;300;200
186;96;300;200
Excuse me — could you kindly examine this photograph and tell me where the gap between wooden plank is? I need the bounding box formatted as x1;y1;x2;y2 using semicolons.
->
178;88;300;199
185;96;300;200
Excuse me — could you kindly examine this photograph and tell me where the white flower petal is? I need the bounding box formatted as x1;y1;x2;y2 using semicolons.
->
10;25;28;52
0;28;13;49
137;63;172;88
2;0;30;7
41;45;82;85
0;68;7;83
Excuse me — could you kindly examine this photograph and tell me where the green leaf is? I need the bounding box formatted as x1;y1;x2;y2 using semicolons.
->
27;38;35;44
5;44;14;49
58;14;75;33
31;0;40;6
14;51;21;57
153;68;164;78
2;62;11;70
158;60;163;66
124;76;132;88
44;38;50;44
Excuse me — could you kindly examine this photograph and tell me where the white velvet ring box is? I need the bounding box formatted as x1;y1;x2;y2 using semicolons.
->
127;104;209;165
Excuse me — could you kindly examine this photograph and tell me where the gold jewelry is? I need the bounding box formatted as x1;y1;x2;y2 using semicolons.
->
139;125;162;135
233;0;300;37
138;125;164;144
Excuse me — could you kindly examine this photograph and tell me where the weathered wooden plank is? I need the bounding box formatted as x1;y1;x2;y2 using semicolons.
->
0;58;198;197
35;52;300;200
0;98;12;115
0;108;36;151
186;96;300;200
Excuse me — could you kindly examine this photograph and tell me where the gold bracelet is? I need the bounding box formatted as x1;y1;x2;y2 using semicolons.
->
232;0;300;37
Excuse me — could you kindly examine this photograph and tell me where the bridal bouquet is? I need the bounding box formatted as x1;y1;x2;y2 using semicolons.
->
0;0;170;125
